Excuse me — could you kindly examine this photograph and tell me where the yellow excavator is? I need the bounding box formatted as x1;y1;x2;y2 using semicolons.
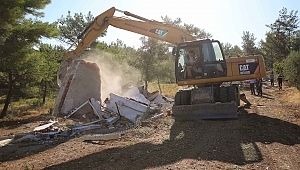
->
58;7;266;119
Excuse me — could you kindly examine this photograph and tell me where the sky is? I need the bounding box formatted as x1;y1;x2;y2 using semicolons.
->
40;0;300;49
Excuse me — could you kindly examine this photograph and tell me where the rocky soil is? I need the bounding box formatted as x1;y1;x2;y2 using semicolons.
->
0;85;299;170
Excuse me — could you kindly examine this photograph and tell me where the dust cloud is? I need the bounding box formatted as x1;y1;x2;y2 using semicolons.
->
84;49;141;101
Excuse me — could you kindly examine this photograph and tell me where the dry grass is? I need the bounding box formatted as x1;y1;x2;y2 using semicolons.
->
148;83;179;97
281;87;300;106
0;97;55;121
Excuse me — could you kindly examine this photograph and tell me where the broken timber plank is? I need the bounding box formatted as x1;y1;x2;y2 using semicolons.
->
83;133;121;141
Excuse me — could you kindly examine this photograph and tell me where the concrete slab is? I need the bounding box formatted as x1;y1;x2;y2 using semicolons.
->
106;93;149;124
53;60;101;118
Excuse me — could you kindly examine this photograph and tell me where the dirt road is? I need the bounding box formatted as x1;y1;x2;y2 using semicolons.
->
0;86;299;170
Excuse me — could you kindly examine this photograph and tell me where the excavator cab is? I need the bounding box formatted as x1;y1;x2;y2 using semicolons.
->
175;39;227;83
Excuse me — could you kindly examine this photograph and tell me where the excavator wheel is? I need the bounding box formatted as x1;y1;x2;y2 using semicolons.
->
219;87;228;103
214;87;220;102
174;90;191;105
181;90;191;105
174;90;182;105
228;86;237;102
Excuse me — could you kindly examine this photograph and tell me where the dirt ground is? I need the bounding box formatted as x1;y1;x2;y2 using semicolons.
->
0;85;299;170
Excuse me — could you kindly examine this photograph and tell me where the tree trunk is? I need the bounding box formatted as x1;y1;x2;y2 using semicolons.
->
144;80;148;91
42;81;47;104
0;73;14;119
145;65;149;90
157;77;162;94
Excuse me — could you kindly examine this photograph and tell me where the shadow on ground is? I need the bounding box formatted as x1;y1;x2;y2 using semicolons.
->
44;106;300;170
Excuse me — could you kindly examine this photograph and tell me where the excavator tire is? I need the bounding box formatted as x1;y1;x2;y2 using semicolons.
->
174;90;191;105
174;90;182;105
219;87;228;103
214;87;220;102
228;86;237;102
181;90;191;105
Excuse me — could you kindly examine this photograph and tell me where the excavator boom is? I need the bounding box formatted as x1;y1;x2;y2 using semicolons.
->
63;7;195;60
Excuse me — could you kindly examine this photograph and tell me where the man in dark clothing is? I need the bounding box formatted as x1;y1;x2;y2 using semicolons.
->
187;50;202;79
270;72;274;87
278;74;283;90
256;78;263;96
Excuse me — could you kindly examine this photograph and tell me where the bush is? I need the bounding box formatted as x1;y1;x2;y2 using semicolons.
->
273;61;284;74
283;51;300;90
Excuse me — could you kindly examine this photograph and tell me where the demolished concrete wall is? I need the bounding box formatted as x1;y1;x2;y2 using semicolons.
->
53;60;101;118
106;93;150;123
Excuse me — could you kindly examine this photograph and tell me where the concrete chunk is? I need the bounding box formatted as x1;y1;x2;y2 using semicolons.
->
106;93;149;124
53;60;101;118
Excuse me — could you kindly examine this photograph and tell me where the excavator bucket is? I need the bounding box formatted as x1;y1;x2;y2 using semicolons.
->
172;102;238;119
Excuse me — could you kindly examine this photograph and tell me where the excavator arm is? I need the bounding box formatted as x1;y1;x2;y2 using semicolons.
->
63;7;196;61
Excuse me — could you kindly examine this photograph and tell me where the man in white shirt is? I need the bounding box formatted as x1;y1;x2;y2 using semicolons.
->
250;79;256;95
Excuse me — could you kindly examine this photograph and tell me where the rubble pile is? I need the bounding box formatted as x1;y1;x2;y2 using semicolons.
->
0;85;173;145
62;82;173;140
0;61;173;146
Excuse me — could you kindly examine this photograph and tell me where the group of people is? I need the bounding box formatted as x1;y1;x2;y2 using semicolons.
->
250;78;263;96
269;72;283;90
250;72;284;96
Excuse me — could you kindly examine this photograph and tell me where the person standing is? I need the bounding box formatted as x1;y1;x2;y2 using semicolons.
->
249;79;256;95
256;78;263;96
278;74;283;90
270;72;275;87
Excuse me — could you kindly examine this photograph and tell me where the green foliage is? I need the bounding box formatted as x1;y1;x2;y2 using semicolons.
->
283;51;300;90
273;61;284;74
161;16;211;39
241;31;257;55
154;57;176;83
130;37;171;88
291;30;300;51
222;43;243;58
0;0;51;43
106;39;130;61
56;11;98;45
6;114;15;121
94;41;109;51
262;7;299;70
126;141;135;146
0;89;56;119
0;0;57;118
222;43;232;58
38;44;64;101
1;49;45;85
